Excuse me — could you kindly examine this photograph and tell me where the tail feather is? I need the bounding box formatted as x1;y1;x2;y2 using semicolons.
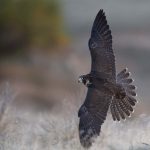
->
128;85;136;89
120;78;133;84
115;99;126;120
117;68;127;79
117;72;130;82
127;96;137;106
110;102;116;121
120;98;134;112
113;99;121;121
118;99;131;116
126;90;136;97
110;68;138;121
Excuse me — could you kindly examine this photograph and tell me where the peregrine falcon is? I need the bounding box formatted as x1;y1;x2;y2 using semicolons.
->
78;9;138;148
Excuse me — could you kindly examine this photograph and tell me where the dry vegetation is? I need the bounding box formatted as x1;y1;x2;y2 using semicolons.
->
0;83;150;150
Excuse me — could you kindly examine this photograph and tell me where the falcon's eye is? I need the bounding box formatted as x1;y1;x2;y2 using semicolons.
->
89;39;97;50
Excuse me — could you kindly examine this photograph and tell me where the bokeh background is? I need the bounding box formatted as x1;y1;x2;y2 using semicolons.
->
0;0;150;150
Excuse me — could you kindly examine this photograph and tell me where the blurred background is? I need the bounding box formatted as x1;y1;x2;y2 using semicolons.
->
0;0;150;149
0;0;150;115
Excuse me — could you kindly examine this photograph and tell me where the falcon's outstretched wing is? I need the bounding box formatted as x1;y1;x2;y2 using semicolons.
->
89;9;116;81
78;88;111;148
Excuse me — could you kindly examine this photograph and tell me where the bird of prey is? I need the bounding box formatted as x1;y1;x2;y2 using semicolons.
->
78;9;138;148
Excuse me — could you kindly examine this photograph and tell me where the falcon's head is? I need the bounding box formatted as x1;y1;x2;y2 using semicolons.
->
78;75;86;84
78;75;92;87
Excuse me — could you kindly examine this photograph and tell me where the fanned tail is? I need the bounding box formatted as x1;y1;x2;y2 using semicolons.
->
110;68;138;121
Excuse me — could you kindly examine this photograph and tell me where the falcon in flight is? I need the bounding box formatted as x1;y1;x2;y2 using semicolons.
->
78;9;138;148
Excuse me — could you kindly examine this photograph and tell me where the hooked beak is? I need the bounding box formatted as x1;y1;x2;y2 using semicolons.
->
78;77;83;83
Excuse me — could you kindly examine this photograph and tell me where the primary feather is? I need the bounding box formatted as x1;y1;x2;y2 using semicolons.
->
89;9;116;82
